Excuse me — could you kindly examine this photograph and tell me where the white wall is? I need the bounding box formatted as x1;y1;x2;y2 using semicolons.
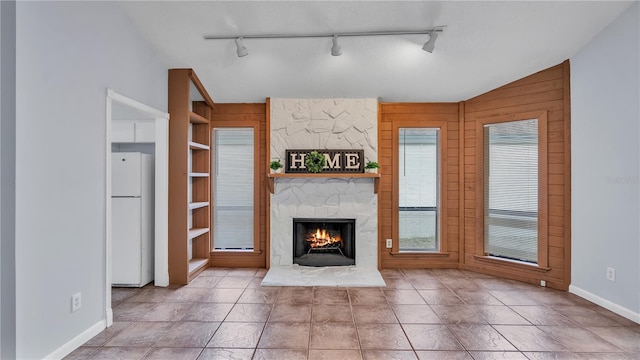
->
1;1;17;358
15;2;167;358
570;2;640;322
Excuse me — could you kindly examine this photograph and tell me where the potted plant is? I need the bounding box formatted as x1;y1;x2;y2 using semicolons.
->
269;159;283;173
305;150;326;173
365;161;379;174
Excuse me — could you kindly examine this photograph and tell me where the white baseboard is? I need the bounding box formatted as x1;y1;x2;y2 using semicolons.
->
106;307;113;327
569;285;640;324
44;320;106;360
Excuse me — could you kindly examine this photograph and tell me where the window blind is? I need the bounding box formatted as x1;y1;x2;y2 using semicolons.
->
398;128;439;251
213;128;254;250
484;119;538;263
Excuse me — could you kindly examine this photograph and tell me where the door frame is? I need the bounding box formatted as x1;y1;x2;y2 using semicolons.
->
105;89;169;326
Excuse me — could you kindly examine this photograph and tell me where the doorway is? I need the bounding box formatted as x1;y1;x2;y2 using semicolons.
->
105;89;169;326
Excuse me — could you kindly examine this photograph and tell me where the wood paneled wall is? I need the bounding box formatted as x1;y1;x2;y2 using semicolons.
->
379;103;461;269
210;103;267;268
461;61;571;290
205;62;571;290
378;62;571;290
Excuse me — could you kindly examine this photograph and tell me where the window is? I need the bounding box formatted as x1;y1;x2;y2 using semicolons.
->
483;119;538;263
212;128;254;250
398;128;439;251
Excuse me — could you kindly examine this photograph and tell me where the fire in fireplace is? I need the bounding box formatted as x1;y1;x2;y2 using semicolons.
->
293;218;355;266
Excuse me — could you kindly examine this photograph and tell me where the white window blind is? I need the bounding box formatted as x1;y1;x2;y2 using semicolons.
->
213;128;254;250
484;119;538;263
398;128;439;251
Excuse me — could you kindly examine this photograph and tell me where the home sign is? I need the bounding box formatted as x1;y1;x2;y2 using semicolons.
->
285;149;365;173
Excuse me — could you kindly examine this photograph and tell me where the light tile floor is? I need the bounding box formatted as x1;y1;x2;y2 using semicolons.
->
65;268;640;360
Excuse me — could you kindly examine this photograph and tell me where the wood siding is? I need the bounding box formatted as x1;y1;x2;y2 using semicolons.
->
202;63;571;291
462;62;571;290
379;103;461;269
210;103;267;268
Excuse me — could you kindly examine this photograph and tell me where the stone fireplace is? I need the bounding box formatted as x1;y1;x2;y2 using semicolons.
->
268;98;379;271
293;218;356;266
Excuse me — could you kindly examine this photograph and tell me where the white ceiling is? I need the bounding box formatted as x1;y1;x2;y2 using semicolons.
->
119;1;633;103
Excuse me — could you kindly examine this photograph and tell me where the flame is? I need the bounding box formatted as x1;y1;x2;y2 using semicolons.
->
306;227;343;248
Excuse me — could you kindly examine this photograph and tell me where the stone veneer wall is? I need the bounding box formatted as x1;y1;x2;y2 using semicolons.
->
269;98;379;268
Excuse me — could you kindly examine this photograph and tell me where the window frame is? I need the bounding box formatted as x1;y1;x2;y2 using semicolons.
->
211;122;261;253
475;111;548;268
392;120;448;254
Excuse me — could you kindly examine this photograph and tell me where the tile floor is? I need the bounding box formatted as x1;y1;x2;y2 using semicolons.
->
65;268;640;360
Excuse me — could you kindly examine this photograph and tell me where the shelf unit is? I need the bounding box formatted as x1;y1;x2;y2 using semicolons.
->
168;69;215;285
267;172;380;194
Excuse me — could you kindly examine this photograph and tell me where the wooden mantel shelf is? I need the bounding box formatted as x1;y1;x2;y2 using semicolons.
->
267;173;380;194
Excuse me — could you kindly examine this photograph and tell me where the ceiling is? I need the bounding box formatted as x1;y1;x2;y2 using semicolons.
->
119;1;633;104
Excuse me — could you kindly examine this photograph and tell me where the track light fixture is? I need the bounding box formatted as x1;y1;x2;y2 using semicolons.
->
421;32;439;53
205;27;446;58
235;37;248;57
331;35;342;56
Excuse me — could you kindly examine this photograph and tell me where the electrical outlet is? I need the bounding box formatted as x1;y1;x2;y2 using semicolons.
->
71;292;82;312
386;239;393;248
606;267;616;282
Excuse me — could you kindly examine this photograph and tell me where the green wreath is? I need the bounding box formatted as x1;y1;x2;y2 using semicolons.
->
305;150;326;173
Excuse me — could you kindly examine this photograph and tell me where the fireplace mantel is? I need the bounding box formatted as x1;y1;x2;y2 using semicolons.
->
267;173;380;194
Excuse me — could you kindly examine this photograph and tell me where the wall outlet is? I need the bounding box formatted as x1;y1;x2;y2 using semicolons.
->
385;239;393;248
71;292;82;312
606;267;616;282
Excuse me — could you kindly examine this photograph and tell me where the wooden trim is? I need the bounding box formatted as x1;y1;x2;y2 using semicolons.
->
266;98;271;269
186;69;215;109
189;112;208;124
377;101;383;270
473;255;551;272
209;251;267;268
390;252;450;258
475;110;549;267
168;69;190;285
562;60;572;288
392;120;448;254
474;120;485;257
458;101;466;266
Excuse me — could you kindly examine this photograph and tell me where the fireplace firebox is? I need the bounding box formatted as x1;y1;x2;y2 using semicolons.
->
293;218;356;266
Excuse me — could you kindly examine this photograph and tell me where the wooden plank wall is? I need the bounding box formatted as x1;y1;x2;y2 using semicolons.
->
379;103;461;269
209;103;267;268
462;61;571;290
204;62;570;290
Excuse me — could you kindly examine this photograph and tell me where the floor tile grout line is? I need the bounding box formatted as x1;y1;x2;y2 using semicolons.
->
77;269;640;360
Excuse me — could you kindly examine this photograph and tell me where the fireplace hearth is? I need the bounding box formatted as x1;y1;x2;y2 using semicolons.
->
293;218;355;266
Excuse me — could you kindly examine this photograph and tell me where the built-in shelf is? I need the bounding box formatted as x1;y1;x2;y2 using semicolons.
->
188;258;209;274
169;69;212;285
267;172;380;194
188;141;209;151
188;202;209;210
189;111;208;124
187;227;209;240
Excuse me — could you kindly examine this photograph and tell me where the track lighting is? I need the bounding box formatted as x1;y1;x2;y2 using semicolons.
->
235;37;248;57
422;32;439;53
331;35;342;56
206;27;446;57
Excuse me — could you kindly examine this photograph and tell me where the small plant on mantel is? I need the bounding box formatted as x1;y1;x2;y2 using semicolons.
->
365;161;379;173
305;150;326;173
269;159;283;173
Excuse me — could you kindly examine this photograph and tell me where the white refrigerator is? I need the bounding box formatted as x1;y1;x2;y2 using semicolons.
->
111;152;154;287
